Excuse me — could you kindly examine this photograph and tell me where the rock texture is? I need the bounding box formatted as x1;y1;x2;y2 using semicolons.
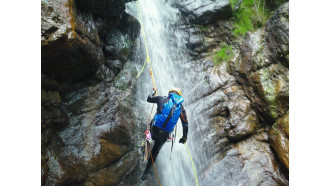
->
233;3;289;124
41;0;141;185
266;2;289;67
175;0;232;25
269;111;289;169
176;1;289;185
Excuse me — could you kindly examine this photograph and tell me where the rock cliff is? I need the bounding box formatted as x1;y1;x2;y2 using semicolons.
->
175;1;289;185
41;0;141;185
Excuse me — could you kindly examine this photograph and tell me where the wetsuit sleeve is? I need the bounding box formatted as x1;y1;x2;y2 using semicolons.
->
147;92;168;114
180;105;188;138
147;91;160;103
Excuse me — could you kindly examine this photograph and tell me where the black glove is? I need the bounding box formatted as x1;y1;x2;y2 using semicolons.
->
149;90;156;97
179;137;187;144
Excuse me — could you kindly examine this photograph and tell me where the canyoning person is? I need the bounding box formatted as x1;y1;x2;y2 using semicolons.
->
141;87;189;181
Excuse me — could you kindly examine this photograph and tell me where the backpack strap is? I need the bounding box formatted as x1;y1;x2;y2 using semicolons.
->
162;103;177;129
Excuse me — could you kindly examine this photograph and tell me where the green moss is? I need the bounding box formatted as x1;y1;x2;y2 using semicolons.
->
230;0;271;37
213;42;234;66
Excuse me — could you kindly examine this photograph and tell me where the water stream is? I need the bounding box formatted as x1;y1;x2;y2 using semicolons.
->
126;0;213;185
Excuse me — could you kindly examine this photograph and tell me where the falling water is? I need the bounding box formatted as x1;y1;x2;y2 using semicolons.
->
126;0;213;185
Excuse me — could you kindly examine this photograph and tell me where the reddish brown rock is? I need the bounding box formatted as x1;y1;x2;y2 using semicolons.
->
269;111;289;169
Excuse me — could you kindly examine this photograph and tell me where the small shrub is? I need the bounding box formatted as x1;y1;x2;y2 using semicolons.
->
213;43;234;65
230;0;271;37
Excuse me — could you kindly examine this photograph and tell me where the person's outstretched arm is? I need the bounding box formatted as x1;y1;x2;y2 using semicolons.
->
147;90;159;103
179;105;188;144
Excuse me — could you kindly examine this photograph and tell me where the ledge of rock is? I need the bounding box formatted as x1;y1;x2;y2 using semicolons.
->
174;0;232;25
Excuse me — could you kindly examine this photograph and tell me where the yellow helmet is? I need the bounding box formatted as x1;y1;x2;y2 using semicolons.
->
169;88;181;96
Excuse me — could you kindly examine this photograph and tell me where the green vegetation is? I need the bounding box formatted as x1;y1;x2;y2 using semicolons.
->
213;42;234;66
230;0;271;37
198;25;208;32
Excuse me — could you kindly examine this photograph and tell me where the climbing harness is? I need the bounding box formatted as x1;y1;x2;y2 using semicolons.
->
185;144;199;186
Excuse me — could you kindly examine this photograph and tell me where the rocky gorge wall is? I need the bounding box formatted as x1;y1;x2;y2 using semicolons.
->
41;0;142;185
41;0;289;185
172;0;289;185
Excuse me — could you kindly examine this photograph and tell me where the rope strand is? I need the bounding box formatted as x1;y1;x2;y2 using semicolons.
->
185;144;199;186
148;143;162;186
136;1;161;185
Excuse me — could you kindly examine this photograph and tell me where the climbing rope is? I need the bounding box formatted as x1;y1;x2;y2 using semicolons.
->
135;1;198;186
185;144;199;186
135;0;162;185
135;0;158;162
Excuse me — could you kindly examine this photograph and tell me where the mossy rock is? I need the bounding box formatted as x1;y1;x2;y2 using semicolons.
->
251;64;288;121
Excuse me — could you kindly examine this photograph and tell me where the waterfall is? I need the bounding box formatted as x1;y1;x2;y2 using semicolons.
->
126;0;212;185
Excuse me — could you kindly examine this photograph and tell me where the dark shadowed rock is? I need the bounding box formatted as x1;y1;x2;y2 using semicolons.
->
41;0;141;185
75;0;131;20
266;2;289;67
41;0;103;84
175;0;232;25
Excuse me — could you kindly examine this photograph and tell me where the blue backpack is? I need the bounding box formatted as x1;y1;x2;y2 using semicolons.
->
154;93;184;133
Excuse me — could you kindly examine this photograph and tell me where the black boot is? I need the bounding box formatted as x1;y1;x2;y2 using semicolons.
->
141;170;150;181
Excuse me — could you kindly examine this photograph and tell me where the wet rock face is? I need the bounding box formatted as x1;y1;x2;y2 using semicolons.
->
41;0;140;85
178;2;289;185
41;0;141;185
233;21;289;124
185;60;288;185
201;136;288;185
178;20;233;59
266;2;289;67
175;0;232;25
41;0;103;84
269;111;289;169
75;0;130;20
206;68;259;141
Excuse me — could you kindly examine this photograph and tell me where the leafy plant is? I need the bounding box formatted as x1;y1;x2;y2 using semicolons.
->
230;0;271;37
213;42;234;65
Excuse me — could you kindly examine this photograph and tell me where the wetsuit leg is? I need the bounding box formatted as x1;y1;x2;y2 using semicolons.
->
144;126;169;173
144;138;166;172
